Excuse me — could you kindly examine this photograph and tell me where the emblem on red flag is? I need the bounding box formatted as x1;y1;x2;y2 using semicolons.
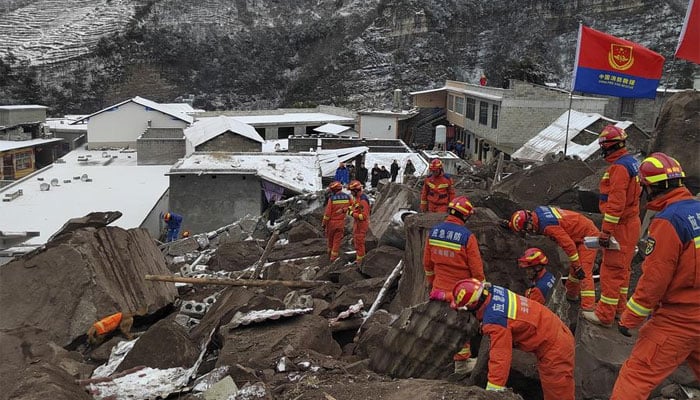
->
609;44;634;70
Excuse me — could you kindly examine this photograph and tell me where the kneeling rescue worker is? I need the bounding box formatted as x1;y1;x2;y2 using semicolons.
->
517;247;556;305
451;278;575;400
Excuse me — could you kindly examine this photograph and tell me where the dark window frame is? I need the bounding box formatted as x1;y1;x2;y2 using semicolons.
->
479;101;489;125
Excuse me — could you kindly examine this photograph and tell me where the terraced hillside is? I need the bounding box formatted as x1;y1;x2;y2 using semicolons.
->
0;0;135;65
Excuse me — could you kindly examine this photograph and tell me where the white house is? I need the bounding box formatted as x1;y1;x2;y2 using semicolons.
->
358;109;418;140
71;96;194;149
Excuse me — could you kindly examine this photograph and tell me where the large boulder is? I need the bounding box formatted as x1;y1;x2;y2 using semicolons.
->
287;220;323;242
210;240;263;271
360;245;404;278
0;226;177;347
651;90;700;193
116;318;201;372
328;277;385;313
369;183;420;244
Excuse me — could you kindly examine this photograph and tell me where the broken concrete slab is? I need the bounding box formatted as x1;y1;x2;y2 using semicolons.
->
360;245;403;279
369;183;421;245
354;309;394;359
328;277;385;313
115;318;200;373
267;238;328;262
287;220;323;242
216;314;341;385
210;240;263;271
0;226;176;347
48;211;122;242
378;210;418;250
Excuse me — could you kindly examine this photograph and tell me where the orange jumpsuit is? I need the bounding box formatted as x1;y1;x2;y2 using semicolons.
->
610;188;700;400
478;286;575;400
424;214;485;359
525;269;556;305
531;206;598;310
93;312;123;335
350;192;371;264
420;172;455;212
322;191;351;261
595;149;642;323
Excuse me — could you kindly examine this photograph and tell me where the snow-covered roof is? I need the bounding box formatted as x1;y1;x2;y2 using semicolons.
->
0;105;48;110
410;84;504;101
45;118;88;131
318;147;369;177
161;103;195;114
313;123;354;135
409;87;447;96
511;110;633;162
262;139;289;152
169;152;322;193
0;148;170;245
71;96;194;125
0;138;63;152
231;113;354;125
185;116;264;148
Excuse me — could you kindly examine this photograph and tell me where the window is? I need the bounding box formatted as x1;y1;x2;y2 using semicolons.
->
491;104;499;129
14;151;32;170
479;101;489;125
455;97;465;115
447;95;455;112
466;98;475;120
620;98;635;116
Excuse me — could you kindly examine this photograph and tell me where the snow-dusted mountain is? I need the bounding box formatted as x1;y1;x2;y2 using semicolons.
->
0;0;696;114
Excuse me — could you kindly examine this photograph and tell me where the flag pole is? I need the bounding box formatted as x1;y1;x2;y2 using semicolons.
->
565;22;583;157
654;56;677;130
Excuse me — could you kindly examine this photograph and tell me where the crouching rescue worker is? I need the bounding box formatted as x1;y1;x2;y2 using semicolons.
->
451;278;575;400
322;181;351;262
509;206;597;310
162;211;183;242
610;153;700;400
424;196;485;375
583;125;641;327
517;247;556;305
420;159;454;212
348;180;370;265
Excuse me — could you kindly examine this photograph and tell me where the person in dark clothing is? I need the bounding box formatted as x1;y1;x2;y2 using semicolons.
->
370;164;381;188
390;160;400;182
404;159;416;178
379;166;390;180
356;164;369;185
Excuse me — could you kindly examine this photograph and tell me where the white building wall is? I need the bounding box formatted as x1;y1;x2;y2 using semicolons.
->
360;115;397;139
87;101;188;148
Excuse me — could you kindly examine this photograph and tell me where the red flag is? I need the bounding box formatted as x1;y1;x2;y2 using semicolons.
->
573;25;665;98
676;0;700;64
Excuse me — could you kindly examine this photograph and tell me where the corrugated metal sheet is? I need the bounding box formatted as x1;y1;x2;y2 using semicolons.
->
511;110;632;162
228;308;313;329
185;116;264;148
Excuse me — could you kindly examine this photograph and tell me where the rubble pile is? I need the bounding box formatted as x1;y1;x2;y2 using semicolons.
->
1;157;697;400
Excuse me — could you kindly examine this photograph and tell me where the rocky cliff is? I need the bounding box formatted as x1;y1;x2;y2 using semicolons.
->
0;0;696;114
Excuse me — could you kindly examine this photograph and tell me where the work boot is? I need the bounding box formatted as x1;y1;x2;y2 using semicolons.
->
582;311;613;328
454;358;478;375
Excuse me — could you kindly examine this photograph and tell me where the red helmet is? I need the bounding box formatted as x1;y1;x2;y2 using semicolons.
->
598;125;628;148
451;278;485;310
348;180;363;191
448;196;475;219
509;210;530;233
517;247;548;268
182;230;191;238
638;152;685;187
429;159;443;172
328;181;343;192
163;212;171;222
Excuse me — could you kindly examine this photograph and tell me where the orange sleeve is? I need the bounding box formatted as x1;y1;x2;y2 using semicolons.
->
448;177;455;203
423;234;435;282
352;198;370;221
525;287;546;304
466;235;485;281
601;165;630;234
620;219;679;329
420;179;429;211
542;225;580;264
323;200;333;223
482;323;513;390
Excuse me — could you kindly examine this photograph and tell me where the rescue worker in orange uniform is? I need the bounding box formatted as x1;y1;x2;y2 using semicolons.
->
583;125;642;327
517;247;556;305
423;196;485;374
420;159;455;212
610;153;700;400
348;180;370;265
509;206;597;310
322;181;351;262
451;278;575;400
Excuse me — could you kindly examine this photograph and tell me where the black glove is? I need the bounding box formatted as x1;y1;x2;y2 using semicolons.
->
573;265;586;280
499;219;510;229
618;325;632;337
598;231;611;248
